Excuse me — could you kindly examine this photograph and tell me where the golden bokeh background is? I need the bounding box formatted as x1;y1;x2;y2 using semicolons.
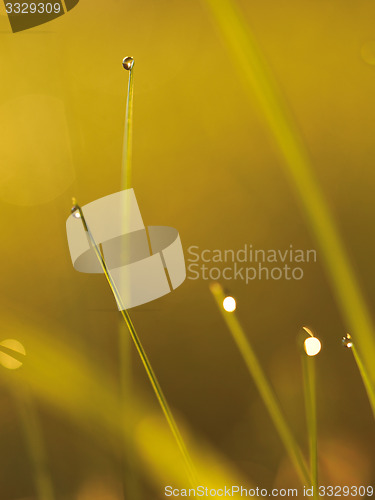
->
0;1;374;498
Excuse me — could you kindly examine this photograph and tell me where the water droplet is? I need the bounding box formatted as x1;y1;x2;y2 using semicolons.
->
342;334;353;348
304;336;322;356
122;56;134;70
71;205;81;218
223;296;236;312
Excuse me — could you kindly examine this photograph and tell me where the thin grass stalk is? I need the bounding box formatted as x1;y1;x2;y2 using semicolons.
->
74;204;198;488
301;354;318;498
118;320;141;500
119;59;141;499
210;282;310;486
203;0;375;389
122;64;134;191
350;343;375;420
13;381;55;500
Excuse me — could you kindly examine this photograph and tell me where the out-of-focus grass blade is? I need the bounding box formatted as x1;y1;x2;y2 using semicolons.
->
12;381;55;500
301;354;318;499
350;339;375;419
2;311;243;494
203;0;375;388
134;411;253;495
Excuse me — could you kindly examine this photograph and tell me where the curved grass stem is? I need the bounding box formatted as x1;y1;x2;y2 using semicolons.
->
203;0;375;389
301;354;318;498
13;381;55;500
122;65;134;191
351;344;375;420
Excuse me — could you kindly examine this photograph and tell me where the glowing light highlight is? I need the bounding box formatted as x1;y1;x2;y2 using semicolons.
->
223;296;236;312
304;337;322;357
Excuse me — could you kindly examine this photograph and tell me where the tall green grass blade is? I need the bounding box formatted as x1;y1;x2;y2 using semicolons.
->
210;282;310;486
13;382;55;500
74;203;198;488
203;0;375;389
122;63;134;191
301;354;318;498
351;343;375;419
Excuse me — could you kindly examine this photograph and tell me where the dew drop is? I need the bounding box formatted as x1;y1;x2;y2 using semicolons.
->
122;56;134;70
223;296;236;312
71;205;81;218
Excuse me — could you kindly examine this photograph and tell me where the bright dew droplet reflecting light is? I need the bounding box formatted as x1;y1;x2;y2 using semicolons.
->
304;336;322;356
122;56;135;70
71;205;81;218
223;296;236;312
342;334;353;348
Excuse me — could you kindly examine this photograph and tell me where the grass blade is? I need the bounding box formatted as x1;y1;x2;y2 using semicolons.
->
73;203;198;488
301;352;318;498
343;334;375;419
13;382;55;500
203;0;375;389
122;59;134;191
210;282;310;486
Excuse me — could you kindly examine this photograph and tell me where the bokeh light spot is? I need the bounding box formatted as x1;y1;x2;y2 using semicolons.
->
304;337;322;357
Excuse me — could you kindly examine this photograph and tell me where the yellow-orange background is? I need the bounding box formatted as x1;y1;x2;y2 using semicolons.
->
0;1;374;498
